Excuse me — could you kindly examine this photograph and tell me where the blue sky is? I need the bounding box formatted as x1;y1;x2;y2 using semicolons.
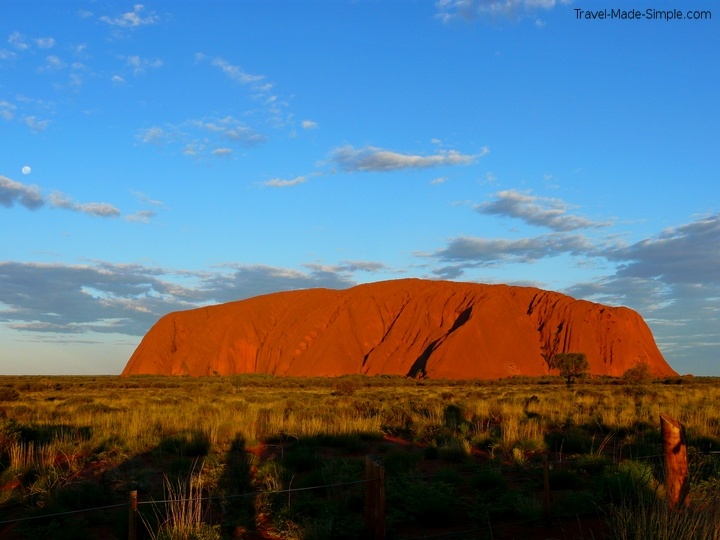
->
1;0;718;376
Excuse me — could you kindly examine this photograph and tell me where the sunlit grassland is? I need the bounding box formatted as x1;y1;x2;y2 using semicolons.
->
1;374;719;539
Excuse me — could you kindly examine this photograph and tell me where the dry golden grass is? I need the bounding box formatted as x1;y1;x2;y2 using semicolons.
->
0;374;718;539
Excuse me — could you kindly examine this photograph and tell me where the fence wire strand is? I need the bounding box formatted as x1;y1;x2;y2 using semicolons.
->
0;450;716;527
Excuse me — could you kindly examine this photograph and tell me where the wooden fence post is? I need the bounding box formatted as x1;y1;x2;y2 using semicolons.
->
660;414;689;509
365;455;386;540
128;490;137;540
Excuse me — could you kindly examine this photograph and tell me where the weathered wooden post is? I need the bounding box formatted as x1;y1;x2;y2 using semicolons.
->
128;490;137;540
365;455;386;540
660;414;689;509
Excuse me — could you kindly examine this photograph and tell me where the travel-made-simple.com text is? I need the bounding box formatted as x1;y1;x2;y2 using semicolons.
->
574;8;711;20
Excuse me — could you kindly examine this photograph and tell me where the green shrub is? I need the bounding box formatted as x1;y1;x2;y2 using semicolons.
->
438;438;471;462
595;460;658;503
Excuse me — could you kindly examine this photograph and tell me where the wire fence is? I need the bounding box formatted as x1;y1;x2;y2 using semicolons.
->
1;448;717;526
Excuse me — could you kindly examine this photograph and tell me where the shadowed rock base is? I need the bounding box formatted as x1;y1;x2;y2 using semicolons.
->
122;278;676;379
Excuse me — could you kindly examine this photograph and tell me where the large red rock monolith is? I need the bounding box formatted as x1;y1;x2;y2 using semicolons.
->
121;279;676;379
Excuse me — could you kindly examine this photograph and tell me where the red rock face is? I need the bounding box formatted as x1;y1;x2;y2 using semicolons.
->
121;279;677;379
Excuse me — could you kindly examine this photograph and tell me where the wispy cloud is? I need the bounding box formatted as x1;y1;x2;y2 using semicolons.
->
476;189;612;231
192;117;267;146
8;31;29;50
212;148;233;157
0;100;15;120
436;0;572;22
263;175;309;188
35;37;55;48
124;210;157;223
138;116;268;158
0;175;149;220
305;261;389;274
24;116;50;132
49;192;122;218
0;175;44;209
331;145;488;172
100;4;159;28
138;126;165;144
132;191;166;207
432;233;596;265
301;120;318;130
0;48;17;61
38;54;65;73
210;56;265;86
125;55;163;75
195;53;293;129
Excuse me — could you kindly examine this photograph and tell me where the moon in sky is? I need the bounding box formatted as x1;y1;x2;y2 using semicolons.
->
22;166;31;175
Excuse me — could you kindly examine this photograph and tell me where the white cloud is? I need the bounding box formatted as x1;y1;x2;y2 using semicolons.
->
8;31;28;50
139;117;268;157
195;116;268;146
49;192;122;218
111;74;126;84
210;57;265;86
24;116;50;132
0;100;16;120
138;126;165;144
0;48;17;60
264;175;308;188
331;145;487;172
431;177;448;184
436;0;572;22
0;176;44;209
124;210;157;223
125;55;163;75
432;233;596;265
305;261;389;274
35;37;55;48
100;4;159;28
0;176;134;219
39;55;65;72
476;189;612;231
301;120;318;130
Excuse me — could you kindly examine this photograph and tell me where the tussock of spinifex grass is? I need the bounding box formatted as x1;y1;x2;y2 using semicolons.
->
0;374;718;539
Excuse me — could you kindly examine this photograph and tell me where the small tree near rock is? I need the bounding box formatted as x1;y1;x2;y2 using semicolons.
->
622;362;653;384
549;352;589;385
